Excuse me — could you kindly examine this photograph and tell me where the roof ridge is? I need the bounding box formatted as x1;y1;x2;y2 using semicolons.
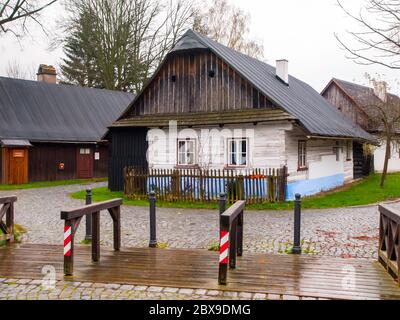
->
0;76;133;96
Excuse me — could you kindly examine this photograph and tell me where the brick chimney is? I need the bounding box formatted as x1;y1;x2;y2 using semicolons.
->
37;64;57;84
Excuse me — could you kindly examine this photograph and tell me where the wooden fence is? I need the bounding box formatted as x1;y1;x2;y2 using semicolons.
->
378;205;400;285
124;166;288;204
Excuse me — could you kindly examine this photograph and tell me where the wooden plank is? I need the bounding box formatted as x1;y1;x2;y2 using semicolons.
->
61;199;123;220
0;196;17;205
1;244;400;300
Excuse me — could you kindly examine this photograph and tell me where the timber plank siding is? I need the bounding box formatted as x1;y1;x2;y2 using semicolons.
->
128;51;276;118
108;128;148;191
28;143;108;182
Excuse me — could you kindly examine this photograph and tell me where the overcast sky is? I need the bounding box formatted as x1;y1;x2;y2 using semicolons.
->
0;0;398;92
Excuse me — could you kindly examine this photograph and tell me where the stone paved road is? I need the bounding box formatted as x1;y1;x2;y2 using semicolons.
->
0;278;321;300
0;182;396;260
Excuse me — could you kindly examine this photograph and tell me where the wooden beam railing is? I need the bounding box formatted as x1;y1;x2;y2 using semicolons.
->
60;199;123;276
378;205;400;285
218;196;245;285
0;196;17;244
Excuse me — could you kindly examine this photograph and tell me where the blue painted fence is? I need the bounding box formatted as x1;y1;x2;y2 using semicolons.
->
124;167;288;204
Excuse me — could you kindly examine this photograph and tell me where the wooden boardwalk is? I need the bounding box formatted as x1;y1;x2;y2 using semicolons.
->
1;244;399;300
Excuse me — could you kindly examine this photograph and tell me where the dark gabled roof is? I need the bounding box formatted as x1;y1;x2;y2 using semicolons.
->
115;30;373;142
185;31;373;140
323;78;400;134
0;77;133;142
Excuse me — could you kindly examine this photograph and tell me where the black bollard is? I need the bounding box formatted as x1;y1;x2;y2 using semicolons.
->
85;189;92;241
219;193;227;216
149;191;157;248
292;193;302;254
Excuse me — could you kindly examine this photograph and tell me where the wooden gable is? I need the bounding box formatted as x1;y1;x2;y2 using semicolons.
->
126;50;277;118
322;81;370;130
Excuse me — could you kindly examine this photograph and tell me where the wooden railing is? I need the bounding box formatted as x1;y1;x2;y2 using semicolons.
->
218;198;245;285
124;166;288;204
60;199;123;276
378;205;400;285
0;196;17;244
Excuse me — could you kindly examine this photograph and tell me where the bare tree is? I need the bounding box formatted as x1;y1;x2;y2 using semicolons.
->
362;75;400;186
336;0;400;69
0;0;57;37
193;0;264;59
5;59;36;79
58;0;197;92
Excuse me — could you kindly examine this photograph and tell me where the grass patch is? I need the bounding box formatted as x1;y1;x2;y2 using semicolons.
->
71;187;219;210
0;178;107;190
0;224;27;246
70;173;400;210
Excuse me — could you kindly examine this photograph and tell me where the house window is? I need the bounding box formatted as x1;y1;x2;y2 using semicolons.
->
298;141;307;169
79;148;90;155
228;138;248;166
346;141;352;161
178;139;196;166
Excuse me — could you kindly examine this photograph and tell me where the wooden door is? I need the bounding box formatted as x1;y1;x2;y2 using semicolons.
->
8;148;28;184
77;147;93;179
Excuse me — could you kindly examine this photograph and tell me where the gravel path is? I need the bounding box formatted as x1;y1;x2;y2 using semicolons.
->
1;182;396;259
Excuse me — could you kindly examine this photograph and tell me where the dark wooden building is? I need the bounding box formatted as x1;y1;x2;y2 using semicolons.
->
0;68;132;184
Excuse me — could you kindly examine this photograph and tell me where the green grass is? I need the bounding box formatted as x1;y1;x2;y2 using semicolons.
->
71;187;219;209
70;173;400;210
0;178;107;191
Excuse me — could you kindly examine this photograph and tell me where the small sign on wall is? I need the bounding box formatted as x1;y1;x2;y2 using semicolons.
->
94;152;100;161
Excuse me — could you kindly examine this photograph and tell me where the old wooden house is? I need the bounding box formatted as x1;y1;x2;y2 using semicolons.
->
107;30;373;200
0;66;132;184
322;78;398;174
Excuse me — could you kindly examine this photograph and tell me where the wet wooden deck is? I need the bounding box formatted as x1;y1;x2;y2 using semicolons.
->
1;244;399;300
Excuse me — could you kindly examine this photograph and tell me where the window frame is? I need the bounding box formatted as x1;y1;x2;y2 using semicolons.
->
346;140;352;161
226;138;249;168
177;138;197;167
298;140;307;171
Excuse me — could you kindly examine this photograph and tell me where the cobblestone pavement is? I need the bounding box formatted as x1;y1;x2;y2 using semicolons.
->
0;182;394;260
0;278;321;300
0;183;396;300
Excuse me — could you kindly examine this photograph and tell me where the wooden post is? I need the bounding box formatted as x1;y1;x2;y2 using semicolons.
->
237;210;243;257
292;194;302;254
218;215;230;285
229;221;237;269
92;211;100;262
6;201;14;243
64;220;74;276
149;191;157;248
112;207;121;251
85;189;92;241
219;193;226;215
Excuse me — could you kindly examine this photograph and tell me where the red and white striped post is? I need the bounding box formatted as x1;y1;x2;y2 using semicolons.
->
218;193;229;285
64;222;74;276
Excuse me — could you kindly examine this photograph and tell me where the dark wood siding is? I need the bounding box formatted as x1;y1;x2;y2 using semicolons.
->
93;145;109;178
28;143;109;182
0;147;3;184
108;128;148;191
127;50;276;118
322;83;370;130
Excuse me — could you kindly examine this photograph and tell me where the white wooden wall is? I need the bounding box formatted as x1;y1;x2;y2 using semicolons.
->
285;127;353;182
374;141;400;172
147;122;354;183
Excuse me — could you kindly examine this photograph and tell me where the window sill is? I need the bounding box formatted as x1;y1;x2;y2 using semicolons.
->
174;165;200;170
224;165;248;170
